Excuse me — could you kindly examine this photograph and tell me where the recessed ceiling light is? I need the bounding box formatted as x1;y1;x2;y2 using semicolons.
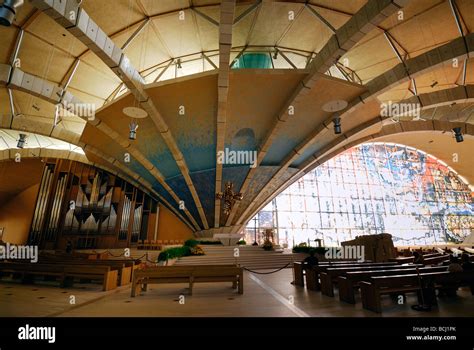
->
123;107;148;119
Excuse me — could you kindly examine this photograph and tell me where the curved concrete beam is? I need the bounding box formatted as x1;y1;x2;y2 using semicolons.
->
214;0;236;227
1;63;200;230
226;0;409;225
239;119;473;228
28;0;209;229
1;122;196;231
237;85;474;225
291;33;474;174
234;35;474;225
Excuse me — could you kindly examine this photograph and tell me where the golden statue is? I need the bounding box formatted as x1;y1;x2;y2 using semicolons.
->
216;182;243;216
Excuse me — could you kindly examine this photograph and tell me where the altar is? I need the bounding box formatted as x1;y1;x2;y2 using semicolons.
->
213;233;242;246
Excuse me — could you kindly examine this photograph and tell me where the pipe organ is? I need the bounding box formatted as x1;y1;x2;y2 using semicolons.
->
28;159;157;250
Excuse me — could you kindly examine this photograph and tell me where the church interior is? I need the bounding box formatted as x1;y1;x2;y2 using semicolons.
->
0;0;473;323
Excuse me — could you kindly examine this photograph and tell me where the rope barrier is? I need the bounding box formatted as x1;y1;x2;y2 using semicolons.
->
242;262;291;274
102;250;126;258
90;250;159;263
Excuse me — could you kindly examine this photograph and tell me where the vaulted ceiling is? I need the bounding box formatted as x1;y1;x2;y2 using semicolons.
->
0;0;473;234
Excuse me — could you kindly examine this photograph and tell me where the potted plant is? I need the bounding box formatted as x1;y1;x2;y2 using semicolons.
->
262;240;273;251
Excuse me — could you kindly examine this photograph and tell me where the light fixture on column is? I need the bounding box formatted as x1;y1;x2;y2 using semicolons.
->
322;100;348;135
128;121;138;140
0;0;24;27
333;117;342;134
123;106;148;141
453;127;463;143
17;133;27;148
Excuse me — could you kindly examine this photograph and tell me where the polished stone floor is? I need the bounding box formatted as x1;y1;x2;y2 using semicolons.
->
0;269;472;317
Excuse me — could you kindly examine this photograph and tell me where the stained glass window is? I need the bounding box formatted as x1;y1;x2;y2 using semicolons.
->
245;143;474;247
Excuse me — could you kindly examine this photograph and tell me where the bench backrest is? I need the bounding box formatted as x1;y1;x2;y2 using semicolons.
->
325;264;421;276
135;265;241;279
63;265;112;274
345;266;448;280
370;271;451;288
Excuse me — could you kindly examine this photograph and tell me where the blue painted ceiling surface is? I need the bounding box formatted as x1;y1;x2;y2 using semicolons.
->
166;175;203;228
190;169;216;226
87;70;366;230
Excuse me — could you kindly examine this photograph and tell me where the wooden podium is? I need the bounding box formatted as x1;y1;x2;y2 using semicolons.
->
342;233;396;262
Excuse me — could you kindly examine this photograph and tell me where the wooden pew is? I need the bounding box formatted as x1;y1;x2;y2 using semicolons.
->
359;270;474;313
131;265;243;297
37;257;135;286
389;252;442;264
0;262;118;291
423;254;450;265
338;266;448;304
305;262;398;291
320;264;422;297
293;260;375;287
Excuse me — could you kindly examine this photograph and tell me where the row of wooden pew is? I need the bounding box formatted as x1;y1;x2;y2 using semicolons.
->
131;265;244;297
0;254;140;291
293;256;474;313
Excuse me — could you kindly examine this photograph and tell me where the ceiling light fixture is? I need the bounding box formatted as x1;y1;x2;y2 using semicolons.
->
129;121;138;140
0;0;23;27
333;117;342;134
176;58;182;69
322;100;348;136
17;133;27;148
123;101;148;142
452;127;463;143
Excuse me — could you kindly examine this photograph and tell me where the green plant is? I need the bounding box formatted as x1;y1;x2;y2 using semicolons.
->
262;240;273;251
237;240;246;245
184;239;199;247
157;246;192;262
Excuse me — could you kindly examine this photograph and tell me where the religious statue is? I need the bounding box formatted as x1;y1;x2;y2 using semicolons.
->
216;182;243;216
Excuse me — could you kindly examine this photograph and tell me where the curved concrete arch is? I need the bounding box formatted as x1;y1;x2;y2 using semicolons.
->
307;120;473;174
1;64;201;230
28;1;209;229
286;34;474;176
239;119;473;228
1;120;196;231
226;0;410;225
237;85;474;226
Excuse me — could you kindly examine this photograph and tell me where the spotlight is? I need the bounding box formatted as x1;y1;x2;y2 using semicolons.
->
176;59;182;69
0;0;23;27
273;50;278;60
333;117;342;134
17;133;27;148
129;121;138;140
453;127;463;143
